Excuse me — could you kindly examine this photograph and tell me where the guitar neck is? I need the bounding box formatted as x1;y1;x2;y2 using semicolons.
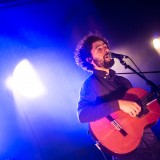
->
137;91;159;118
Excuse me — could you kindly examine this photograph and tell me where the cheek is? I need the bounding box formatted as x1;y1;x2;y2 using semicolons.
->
92;56;102;61
92;53;104;60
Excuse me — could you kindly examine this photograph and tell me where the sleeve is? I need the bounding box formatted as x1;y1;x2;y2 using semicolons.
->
77;79;120;123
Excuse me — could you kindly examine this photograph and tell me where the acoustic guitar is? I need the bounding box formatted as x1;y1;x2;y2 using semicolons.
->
89;88;160;156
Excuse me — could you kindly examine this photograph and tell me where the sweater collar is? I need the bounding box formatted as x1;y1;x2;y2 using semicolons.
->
93;69;116;79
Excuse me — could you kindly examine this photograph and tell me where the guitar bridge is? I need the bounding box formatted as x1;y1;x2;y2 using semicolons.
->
107;115;127;137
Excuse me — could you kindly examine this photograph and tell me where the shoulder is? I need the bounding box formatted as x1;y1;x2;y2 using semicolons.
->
82;74;98;87
80;74;99;91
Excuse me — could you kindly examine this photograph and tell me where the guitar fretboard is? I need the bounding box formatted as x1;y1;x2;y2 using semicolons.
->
137;91;156;118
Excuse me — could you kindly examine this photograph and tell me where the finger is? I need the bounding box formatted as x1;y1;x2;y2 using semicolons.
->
130;111;136;117
132;104;141;113
129;112;134;117
133;103;141;111
136;106;141;111
133;108;140;114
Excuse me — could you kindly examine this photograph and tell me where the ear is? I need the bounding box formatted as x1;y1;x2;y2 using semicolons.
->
86;57;92;63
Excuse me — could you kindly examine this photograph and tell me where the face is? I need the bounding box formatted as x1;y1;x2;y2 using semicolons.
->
90;40;114;69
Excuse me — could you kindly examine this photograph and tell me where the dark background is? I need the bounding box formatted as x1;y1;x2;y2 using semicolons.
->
0;0;160;159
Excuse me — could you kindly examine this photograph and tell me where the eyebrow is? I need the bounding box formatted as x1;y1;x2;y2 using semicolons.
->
95;42;106;49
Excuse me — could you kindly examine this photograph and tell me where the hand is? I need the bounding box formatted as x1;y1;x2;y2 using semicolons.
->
118;100;141;117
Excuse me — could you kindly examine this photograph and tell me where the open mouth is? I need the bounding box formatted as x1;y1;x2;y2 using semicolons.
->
103;52;111;59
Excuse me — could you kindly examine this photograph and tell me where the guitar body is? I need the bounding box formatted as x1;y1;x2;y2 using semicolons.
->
89;88;160;156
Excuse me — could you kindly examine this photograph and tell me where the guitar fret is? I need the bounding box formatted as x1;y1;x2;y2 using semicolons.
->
89;88;160;156
141;92;155;105
137;92;155;118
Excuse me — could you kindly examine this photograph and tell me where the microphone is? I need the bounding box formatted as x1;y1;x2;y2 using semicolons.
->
109;52;129;59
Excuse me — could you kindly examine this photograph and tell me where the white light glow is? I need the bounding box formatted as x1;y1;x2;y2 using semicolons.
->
6;59;46;99
153;38;160;49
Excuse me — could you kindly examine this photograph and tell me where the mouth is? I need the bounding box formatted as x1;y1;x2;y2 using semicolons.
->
103;52;111;59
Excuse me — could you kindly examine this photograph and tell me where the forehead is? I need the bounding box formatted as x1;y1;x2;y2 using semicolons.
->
92;40;106;49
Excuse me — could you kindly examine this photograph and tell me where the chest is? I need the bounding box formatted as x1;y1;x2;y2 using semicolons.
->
95;76;127;99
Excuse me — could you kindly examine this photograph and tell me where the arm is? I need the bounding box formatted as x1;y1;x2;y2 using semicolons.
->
77;77;141;123
77;81;120;123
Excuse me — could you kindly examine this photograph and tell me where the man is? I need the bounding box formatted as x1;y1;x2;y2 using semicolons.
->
74;32;160;160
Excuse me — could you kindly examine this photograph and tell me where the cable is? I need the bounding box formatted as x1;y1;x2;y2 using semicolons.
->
95;142;108;160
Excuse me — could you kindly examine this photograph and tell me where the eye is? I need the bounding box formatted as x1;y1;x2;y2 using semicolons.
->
97;47;103;52
103;45;108;50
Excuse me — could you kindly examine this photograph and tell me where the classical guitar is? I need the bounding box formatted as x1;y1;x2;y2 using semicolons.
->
89;88;160;156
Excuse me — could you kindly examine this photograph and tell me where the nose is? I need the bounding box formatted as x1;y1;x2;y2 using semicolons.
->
105;50;110;56
106;47;109;52
103;51;111;59
104;46;109;53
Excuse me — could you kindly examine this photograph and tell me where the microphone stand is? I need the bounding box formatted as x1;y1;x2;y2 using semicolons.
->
118;58;160;94
118;58;160;141
117;71;160;75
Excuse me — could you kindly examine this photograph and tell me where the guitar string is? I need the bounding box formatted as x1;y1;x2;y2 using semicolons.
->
110;93;151;125
141;92;154;110
111;92;156;128
109;113;129;127
108;92;157;134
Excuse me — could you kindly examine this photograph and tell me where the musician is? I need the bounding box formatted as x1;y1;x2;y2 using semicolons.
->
74;32;160;160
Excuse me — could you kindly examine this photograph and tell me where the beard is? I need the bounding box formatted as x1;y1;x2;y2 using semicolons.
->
93;58;115;69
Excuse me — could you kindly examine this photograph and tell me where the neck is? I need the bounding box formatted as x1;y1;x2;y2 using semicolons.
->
94;67;109;74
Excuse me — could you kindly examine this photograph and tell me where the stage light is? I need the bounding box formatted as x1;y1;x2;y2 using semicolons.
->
5;59;46;99
153;38;160;49
152;37;160;54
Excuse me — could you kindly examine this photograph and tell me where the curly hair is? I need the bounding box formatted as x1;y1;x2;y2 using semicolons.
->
74;32;109;72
